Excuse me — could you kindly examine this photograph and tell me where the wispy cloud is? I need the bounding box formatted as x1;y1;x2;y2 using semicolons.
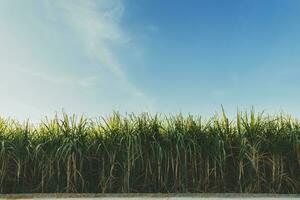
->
0;0;155;121
50;0;153;104
79;76;97;87
55;0;126;79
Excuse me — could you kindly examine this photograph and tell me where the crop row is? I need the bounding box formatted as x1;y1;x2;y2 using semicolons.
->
0;111;299;193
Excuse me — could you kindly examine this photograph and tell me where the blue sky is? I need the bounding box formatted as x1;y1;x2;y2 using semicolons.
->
1;0;300;121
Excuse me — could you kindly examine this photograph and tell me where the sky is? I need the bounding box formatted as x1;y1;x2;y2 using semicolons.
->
1;0;300;121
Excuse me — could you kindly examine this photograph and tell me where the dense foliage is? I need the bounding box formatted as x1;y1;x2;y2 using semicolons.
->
0;110;299;193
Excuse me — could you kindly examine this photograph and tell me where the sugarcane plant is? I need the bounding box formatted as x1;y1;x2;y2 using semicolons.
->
0;109;299;193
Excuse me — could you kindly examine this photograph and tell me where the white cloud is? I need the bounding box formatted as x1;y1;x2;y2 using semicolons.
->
51;0;152;101
54;0;126;79
0;0;155;121
79;76;97;87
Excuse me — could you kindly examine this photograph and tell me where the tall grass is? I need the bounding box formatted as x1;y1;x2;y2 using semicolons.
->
0;110;299;193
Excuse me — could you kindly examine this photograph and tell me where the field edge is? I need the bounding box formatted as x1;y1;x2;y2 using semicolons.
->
1;193;300;199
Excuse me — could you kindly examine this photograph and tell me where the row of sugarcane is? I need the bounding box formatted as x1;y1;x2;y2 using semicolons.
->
0;110;299;193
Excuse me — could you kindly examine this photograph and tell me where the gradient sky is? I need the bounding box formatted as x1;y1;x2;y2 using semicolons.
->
1;0;300;121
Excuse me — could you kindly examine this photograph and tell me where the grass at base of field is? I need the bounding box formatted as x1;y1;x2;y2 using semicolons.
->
0;109;299;193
